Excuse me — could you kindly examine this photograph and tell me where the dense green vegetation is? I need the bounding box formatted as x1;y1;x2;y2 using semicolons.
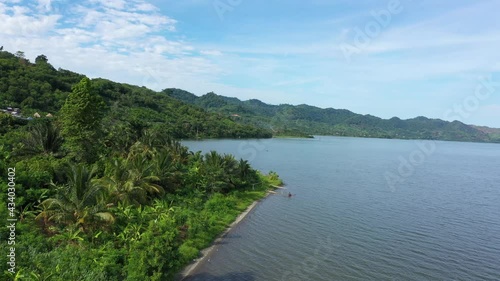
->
164;89;500;143
0;50;282;280
0;50;272;140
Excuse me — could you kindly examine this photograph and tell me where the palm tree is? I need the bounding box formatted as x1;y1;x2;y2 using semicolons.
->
204;151;224;169
103;122;135;155
188;150;203;163
152;148;182;193
161;138;190;165
99;152;164;205
235;158;257;188
221;154;240;190
36;164;114;232
200;151;240;193
18;120;64;157
127;151;165;198
140;129;172;149
127;141;154;160
98;158;147;205
237;159;251;180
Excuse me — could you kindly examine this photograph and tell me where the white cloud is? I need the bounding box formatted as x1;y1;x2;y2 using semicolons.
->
0;8;60;36
133;2;158;12
0;0;218;95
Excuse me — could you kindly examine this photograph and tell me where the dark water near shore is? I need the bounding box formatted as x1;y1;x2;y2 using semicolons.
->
182;136;500;281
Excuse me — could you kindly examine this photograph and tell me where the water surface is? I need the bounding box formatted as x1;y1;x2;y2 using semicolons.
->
183;136;500;281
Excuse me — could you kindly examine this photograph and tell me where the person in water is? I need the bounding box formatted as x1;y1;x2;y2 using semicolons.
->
288;192;292;197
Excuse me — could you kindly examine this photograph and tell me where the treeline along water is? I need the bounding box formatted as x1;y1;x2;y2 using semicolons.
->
182;136;500;281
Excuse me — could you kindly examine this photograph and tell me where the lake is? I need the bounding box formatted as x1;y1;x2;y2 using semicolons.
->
182;136;500;281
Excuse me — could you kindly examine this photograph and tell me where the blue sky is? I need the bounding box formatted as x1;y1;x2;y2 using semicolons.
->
1;0;499;127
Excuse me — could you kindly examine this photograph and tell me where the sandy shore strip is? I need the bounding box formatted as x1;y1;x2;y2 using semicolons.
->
175;191;275;280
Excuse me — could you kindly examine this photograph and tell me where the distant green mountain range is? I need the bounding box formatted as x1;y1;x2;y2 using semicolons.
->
1;48;498;143
163;89;500;143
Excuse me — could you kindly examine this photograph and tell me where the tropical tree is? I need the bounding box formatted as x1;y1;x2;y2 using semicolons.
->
204;151;224;169
126;151;164;199
59;77;106;163
237;159;251;180
99;158;149;205
165;139;190;164
99;147;165;205
235;158;258;188
36;164;114;232
140;128;172;149
15;50;25;59
18;119;64;157
152;148;182;193
35;54;48;64
102;122;136;155
198;151;239;193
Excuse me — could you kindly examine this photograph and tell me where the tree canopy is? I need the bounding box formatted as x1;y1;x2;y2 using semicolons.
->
60;77;105;162
0;50;272;140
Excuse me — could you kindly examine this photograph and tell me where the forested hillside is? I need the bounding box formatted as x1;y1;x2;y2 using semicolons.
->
0;50;271;139
164;89;500;143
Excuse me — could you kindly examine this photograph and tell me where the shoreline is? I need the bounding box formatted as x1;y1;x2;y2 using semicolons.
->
175;190;276;280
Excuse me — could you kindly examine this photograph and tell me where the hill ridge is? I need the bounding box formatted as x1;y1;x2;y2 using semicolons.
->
162;88;500;143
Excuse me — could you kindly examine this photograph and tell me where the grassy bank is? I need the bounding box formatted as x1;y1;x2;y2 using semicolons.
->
176;172;283;280
172;171;283;276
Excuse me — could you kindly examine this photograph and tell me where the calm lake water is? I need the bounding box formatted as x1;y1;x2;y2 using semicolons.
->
182;136;500;281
